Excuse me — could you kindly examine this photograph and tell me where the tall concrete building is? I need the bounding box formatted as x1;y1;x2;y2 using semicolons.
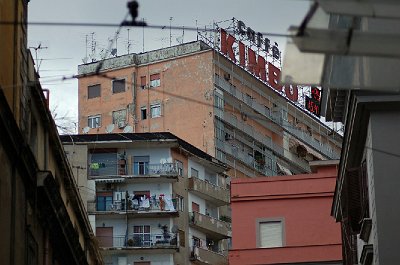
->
61;132;231;265
282;2;400;265
77;35;342;180
0;0;102;264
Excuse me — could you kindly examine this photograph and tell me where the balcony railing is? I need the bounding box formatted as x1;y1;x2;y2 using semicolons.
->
97;233;178;249
88;162;179;177
191;246;228;265
88;195;178;214
190;212;231;240
215;75;340;160
188;177;230;206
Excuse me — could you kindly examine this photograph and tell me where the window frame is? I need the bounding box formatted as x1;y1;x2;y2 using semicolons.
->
140;106;147;120
88;84;101;99
112;78;126;94
150;103;161;118
256;217;285;248
190;168;199;178
112;109;127;124
88;114;101;128
150;73;160;88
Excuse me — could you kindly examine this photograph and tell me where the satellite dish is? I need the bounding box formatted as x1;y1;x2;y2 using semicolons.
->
82;56;88;64
82;126;90;134
160;158;167;164
123;125;133;133
105;124;115;133
166;157;173;163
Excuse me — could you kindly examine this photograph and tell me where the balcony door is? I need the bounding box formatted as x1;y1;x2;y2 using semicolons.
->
133;156;149;175
133;225;151;246
96;227;113;247
192;202;200;213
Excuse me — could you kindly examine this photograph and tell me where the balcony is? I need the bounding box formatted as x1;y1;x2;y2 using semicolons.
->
97;233;178;254
189;212;231;240
188;177;229;206
215;74;340;160
88;162;179;182
190;246;228;265
88;195;179;218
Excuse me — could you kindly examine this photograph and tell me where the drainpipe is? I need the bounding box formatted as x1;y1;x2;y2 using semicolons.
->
131;69;137;132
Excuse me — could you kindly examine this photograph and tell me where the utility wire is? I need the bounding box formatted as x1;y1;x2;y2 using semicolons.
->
1;20;291;38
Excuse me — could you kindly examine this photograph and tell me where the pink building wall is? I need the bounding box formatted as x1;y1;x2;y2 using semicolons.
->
229;161;342;265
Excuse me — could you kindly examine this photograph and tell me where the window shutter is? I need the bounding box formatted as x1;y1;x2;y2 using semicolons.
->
346;167;362;233
259;221;283;248
150;73;160;81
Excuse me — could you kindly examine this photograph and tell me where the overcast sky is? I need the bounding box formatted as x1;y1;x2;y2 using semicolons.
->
28;0;309;132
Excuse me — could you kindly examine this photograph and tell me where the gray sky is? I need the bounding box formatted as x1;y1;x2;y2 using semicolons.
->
28;0;309;132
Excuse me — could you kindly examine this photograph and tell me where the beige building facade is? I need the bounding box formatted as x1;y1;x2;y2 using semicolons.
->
77;41;342;179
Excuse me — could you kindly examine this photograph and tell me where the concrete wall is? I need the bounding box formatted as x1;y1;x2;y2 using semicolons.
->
367;110;400;264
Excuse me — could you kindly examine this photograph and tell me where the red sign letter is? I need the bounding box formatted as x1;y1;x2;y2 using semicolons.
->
220;29;236;62
284;85;299;102
268;62;283;91
247;48;266;81
239;41;245;67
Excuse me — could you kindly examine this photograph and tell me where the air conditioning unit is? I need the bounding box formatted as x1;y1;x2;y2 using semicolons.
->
118;120;127;128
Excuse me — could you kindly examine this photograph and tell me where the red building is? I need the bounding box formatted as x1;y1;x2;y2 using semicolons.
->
229;160;342;265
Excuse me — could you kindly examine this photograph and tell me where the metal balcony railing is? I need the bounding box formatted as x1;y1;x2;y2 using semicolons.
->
96;233;178;248
89;194;178;213
215;75;340;159
88;162;178;177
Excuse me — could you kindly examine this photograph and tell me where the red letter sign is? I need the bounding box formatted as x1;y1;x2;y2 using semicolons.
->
247;48;266;81
268;62;283;91
220;29;236;62
284;85;299;102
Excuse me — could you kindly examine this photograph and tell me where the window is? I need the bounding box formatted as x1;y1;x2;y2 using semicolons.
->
176;160;183;176
258;220;283;248
88;115;101;128
150;73;160;87
133;156;149;175
140;76;146;89
88;84;101;99
191;168;199;178
112;109;127;124
112;79;125;93
177;195;184;211
192;202;200;213
150;103;161;118
133;225;151;247
141;106;147;120
96;192;113;211
192;236;201;247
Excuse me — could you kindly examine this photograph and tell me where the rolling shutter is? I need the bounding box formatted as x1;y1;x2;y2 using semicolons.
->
259;221;283;248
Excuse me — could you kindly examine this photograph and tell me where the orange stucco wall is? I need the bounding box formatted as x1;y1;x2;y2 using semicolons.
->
229;163;342;265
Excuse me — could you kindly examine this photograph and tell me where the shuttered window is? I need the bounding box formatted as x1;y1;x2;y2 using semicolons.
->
112;79;126;93
150;73;160;87
88;84;101;99
259;221;283;248
140;76;146;89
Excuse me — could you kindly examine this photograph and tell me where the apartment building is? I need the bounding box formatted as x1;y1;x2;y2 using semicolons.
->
282;3;400;264
77;39;342;180
0;0;102;264
229;160;342;265
61;132;231;265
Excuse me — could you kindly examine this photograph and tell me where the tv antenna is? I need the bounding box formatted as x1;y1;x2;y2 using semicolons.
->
169;17;173;47
89;32;97;62
29;43;48;74
127;29;131;54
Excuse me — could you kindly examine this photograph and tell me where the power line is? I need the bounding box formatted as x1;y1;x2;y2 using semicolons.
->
1;20;291;38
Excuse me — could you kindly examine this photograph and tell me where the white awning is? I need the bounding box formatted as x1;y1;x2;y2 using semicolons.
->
276;162;293;176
